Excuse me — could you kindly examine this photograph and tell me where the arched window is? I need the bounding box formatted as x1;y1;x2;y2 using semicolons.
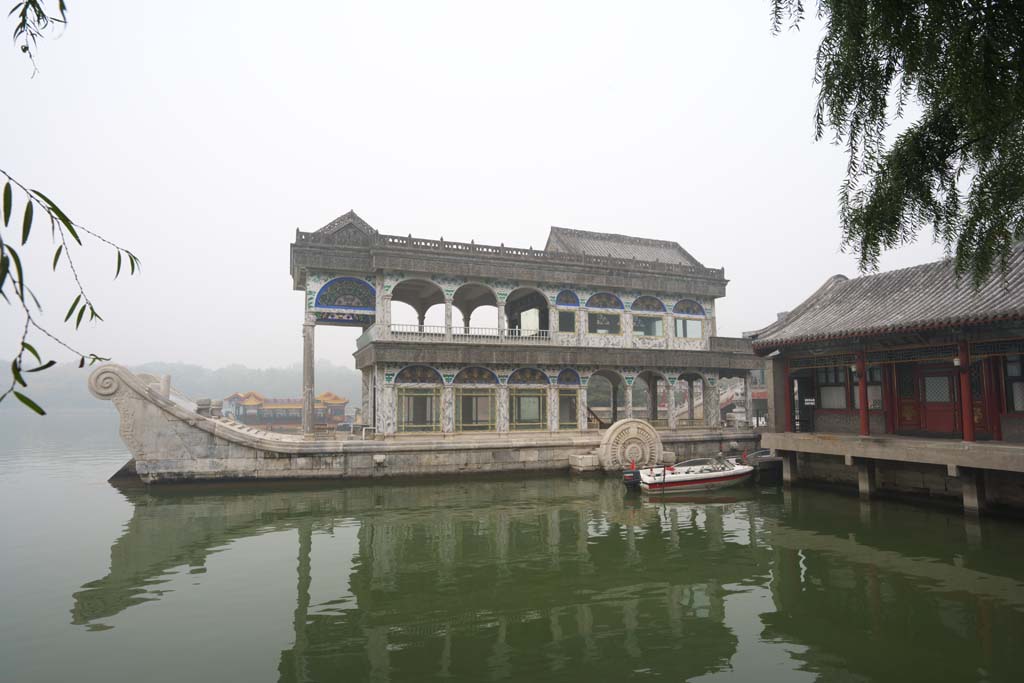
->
395;365;442;432
556;290;579;307
315;277;376;310
673;300;706;339
631;296;665;312
586;292;624;309
556;369;580;430
506;368;548;431
453;367;497;432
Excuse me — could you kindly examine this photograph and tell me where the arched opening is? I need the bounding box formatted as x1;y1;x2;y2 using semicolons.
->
586;369;626;428
556;369;581;430
555;290;579;335
673;300;706;339
391;279;445;333
585;292;624;335
452;283;499;336
453;367;498;432
508;368;549;430
635;370;670;426
677;372;705;427
506;287;550;338
718;370;749;428
395;365;442;432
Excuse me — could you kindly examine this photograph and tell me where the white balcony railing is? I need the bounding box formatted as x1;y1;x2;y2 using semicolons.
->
356;323;555;348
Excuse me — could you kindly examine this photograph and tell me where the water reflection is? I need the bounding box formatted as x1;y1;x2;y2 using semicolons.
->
72;477;1024;682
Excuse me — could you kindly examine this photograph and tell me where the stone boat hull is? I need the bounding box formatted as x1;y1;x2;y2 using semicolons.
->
89;365;758;484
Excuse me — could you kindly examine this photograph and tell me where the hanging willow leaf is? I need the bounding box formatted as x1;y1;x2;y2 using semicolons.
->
64;293;81;322
7;245;24;297
75;304;85;329
22;341;40;363
52;244;62;270
21;200;33;245
26;360;57;373
2;181;11;226
115;251;121;279
13;392;45;415
32;189;80;245
11;360;25;387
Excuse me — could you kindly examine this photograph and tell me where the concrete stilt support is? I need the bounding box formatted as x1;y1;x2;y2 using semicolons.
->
856;459;876;500
961;467;986;514
781;451;798;487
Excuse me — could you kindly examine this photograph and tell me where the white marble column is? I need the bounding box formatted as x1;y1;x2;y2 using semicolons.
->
623;312;633;347
442;385;455;433
744;372;754;428
497;384;509;432
548;385;558;432
497;303;507;337
687;379;695;421
667;383;677;430
382;385;397;434
624;380;634;419
704;373;720;427
578;386;588;431
444;300;453;341
361;368;372;426
301;318;315;437
548;308;558;339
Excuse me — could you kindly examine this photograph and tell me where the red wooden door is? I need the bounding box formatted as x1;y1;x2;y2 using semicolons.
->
920;372;958;434
896;364;921;431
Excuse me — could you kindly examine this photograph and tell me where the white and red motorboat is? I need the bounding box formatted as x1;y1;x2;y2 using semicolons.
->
639;455;754;493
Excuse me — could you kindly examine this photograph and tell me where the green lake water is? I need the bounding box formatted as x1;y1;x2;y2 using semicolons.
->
2;411;1024;682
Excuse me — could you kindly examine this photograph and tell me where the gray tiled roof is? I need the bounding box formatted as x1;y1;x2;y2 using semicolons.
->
749;244;1024;349
544;227;703;267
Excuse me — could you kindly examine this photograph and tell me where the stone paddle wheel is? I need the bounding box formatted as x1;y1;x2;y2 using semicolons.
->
598;419;663;471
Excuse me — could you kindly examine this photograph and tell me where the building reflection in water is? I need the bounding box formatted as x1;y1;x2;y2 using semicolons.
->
71;478;1024;682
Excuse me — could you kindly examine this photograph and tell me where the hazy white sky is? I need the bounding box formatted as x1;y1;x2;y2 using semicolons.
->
2;1;945;372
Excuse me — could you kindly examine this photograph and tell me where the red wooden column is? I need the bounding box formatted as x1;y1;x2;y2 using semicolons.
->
958;341;975;442
857;352;870;436
883;364;896;434
783;362;793;432
988;358;1003;441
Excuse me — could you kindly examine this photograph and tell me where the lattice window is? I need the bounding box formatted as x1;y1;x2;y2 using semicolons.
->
511;388;547;430
852;366;884;410
397;387;441;432
1007;355;1024;412
790;354;857;370
633;315;664;337
674;318;702;338
816;366;849;409
923;376;952;403
866;345;956;364
972;340;1024;357
558;389;579;429
455;388;496;431
588;312;621;334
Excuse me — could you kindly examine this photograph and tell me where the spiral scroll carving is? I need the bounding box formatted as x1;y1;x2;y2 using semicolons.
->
89;365;128;399
598;419;663;471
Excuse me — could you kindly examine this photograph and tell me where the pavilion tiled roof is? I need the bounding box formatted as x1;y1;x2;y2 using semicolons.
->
544;227;703;267
749;243;1024;351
